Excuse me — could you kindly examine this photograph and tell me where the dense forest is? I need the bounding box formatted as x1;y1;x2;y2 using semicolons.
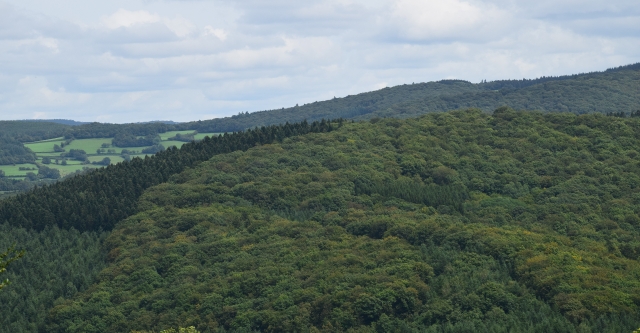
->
2;109;640;332
0;136;36;165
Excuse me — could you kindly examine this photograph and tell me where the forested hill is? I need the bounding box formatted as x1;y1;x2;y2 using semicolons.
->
177;62;640;132
9;109;635;332
2;63;639;141
0;121;72;142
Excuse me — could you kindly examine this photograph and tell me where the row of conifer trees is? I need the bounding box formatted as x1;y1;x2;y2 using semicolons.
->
0;119;340;232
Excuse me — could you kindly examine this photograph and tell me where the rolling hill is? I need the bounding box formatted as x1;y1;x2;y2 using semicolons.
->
2;63;640;332
2;110;640;332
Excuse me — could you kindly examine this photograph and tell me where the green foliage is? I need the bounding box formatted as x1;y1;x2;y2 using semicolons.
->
369;67;640;120
0;136;36;165
0;121;70;142
45;110;640;332
0;243;23;291
113;133;160;148
141;144;166;154
0;223;107;332
38;165;61;179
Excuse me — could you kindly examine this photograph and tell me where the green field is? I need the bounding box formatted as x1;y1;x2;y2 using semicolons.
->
160;131;220;141
50;164;98;177
24;138;67;153
161;140;188;149
0;164;38;177
16;133;220;178
0;159;100;178
193;132;220;140
63;138;117;153
158;130;195;140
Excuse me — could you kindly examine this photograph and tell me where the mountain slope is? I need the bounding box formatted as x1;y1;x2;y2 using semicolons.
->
46;109;640;332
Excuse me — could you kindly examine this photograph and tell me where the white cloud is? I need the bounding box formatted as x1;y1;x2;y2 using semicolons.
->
102;9;160;30
388;0;511;41
0;0;637;123
203;26;227;41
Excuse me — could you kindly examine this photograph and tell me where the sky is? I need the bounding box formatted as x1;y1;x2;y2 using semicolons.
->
0;0;638;123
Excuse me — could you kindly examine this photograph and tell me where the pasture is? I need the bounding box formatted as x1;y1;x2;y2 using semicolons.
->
87;155;125;164
162;140;188;149
159;130;195;140
24;138;66;153
16;132;220;178
0;164;38;177
50;164;97;177
63;138;118;153
194;133;221;140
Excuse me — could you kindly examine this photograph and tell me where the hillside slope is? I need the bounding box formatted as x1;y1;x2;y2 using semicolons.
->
179;63;640;132
46;109;640;332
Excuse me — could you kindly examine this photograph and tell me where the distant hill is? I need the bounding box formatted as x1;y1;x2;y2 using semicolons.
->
21;119;90;126
0;121;71;142
4;62;639;137
179;62;640;132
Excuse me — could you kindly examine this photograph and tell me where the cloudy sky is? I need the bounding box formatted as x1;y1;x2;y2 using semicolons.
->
0;0;638;123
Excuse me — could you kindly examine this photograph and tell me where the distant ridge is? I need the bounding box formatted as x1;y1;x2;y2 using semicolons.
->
15;119;181;126
4;62;640;134
177;62;640;133
136;120;181;125
19;119;88;126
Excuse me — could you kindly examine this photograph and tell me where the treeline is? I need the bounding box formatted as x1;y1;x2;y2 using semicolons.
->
369;68;640;119
0;121;71;142
173;62;640;132
0;136;36;165
0;119;339;232
168;132;197;142
112;133;160;147
481;62;640;90
68;122;174;140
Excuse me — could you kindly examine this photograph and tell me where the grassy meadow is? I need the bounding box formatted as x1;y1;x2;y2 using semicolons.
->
23;137;66;153
158;130;195;140
3;132;220;178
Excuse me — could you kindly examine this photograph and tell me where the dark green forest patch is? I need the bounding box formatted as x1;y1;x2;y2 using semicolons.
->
43;110;640;332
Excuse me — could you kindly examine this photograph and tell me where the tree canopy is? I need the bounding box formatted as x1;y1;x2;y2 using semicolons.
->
0;244;24;291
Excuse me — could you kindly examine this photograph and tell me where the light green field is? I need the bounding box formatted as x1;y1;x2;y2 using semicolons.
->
25;139;67;153
63;138;115;153
0;164;38;177
52;164;99;177
17;132;221;179
194;133;221;140
159;130;195;140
